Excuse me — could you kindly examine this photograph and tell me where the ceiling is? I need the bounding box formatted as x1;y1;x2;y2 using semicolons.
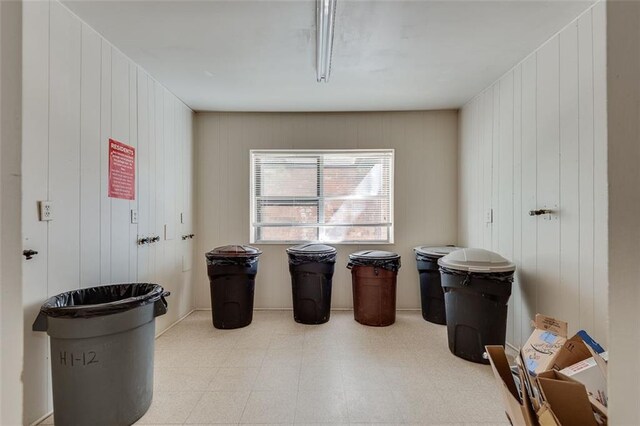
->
64;0;593;112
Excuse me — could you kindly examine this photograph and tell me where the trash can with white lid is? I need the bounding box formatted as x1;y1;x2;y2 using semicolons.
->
438;248;515;364
287;243;337;324
413;245;462;325
347;250;401;327
205;245;262;329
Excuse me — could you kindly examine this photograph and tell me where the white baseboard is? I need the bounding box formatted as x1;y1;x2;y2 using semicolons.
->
31;411;53;426
155;309;196;339
505;341;520;357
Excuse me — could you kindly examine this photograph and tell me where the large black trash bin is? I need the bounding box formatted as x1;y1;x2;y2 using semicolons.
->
32;284;170;426
286;243;337;324
438;248;515;364
413;245;462;325
206;245;262;329
348;251;401;327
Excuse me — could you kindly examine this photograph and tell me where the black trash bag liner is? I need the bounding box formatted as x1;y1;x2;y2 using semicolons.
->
206;256;260;267
288;251;337;266
347;257;401;272
34;283;170;320
439;266;514;286
415;252;438;262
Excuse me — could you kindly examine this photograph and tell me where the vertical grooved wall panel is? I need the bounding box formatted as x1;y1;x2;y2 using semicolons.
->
22;2;51;422
21;1;195;422
458;4;607;347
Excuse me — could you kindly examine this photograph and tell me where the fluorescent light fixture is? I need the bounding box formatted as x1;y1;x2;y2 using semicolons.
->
316;0;337;83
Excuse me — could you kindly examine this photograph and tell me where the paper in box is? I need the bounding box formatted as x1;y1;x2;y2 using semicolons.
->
522;314;568;375
560;351;608;407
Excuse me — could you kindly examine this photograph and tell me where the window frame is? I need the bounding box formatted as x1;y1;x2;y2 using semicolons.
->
250;149;395;244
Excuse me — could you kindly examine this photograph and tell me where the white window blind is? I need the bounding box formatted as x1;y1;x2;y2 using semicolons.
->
250;150;394;244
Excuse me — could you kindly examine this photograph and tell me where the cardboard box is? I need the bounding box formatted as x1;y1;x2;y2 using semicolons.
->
486;345;537;425
488;314;609;426
522;314;568;375
536;370;605;426
559;351;608;406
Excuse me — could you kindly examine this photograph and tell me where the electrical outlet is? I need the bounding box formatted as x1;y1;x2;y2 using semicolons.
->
38;201;54;221
130;209;138;224
484;208;493;224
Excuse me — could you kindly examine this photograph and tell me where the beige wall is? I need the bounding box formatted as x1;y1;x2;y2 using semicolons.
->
0;1;23;424
606;1;640;423
195;111;458;310
458;2;608;348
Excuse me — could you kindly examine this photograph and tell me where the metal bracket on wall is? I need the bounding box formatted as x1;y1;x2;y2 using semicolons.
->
23;249;39;260
529;205;558;221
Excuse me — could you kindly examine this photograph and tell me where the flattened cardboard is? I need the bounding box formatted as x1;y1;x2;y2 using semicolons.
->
534;314;568;336
551;335;594;371
537;370;598;426
486;345;537;426
522;314;568;375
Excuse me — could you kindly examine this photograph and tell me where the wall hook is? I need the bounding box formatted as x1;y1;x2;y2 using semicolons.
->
529;209;553;216
23;249;39;260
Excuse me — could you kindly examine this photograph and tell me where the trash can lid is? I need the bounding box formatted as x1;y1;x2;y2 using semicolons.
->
438;248;515;273
349;250;400;261
414;245;461;259
206;245;262;259
286;243;337;255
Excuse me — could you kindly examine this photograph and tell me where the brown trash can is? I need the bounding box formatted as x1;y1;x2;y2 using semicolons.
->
347;250;401;327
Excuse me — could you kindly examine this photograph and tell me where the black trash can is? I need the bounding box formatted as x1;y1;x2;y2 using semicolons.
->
348;251;401;327
413;245;461;325
438;248;515;364
32;284;170;426
286;243;337;324
205;245;262;329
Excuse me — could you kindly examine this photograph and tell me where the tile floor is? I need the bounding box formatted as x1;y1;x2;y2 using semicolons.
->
42;310;509;425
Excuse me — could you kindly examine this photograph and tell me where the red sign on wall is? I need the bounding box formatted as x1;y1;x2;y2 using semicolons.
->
108;139;136;200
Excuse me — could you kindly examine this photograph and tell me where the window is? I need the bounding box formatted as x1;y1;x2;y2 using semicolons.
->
250;150;394;244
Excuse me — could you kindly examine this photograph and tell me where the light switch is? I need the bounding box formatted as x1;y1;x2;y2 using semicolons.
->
164;223;175;240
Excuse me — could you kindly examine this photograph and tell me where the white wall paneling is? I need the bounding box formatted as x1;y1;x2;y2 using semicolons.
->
21;1;195;423
137;70;150;282
458;2;608;347
22;1;51;422
110;48;131;283
48;0;81;300
195;111;459;310
80;23;102;289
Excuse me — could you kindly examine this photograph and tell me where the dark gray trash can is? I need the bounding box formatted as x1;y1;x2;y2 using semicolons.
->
287;243;337;324
438;248;515;364
32;283;170;426
206;245;263;329
413;245;462;325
